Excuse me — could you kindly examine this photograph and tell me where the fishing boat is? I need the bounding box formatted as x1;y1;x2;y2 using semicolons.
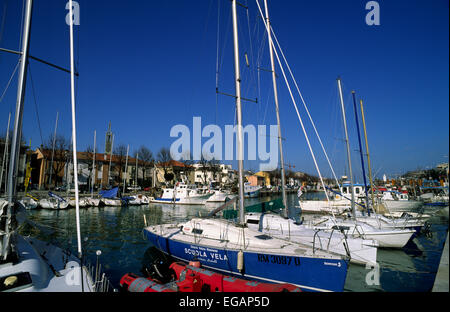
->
150;183;213;205
244;183;262;198
120;260;301;292
143;0;349;292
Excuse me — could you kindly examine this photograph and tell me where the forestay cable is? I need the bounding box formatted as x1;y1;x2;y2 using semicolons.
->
255;0;336;217
269;26;341;189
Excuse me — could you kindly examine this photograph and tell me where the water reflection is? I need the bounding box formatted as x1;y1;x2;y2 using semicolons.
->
22;194;448;291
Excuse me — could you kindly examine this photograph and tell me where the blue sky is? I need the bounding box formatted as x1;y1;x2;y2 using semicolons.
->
0;0;448;181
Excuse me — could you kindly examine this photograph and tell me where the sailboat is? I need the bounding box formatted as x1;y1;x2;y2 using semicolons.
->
84;131;101;207
0;0;109;291
233;2;377;266
143;0;349;292
39;192;70;210
303;79;415;249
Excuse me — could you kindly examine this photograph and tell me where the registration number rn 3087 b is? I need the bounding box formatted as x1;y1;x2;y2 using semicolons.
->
257;254;301;266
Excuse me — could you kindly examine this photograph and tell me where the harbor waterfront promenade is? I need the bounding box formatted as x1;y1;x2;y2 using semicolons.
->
432;232;449;292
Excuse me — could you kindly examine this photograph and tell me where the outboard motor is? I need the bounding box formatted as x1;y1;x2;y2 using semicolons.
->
140;246;174;283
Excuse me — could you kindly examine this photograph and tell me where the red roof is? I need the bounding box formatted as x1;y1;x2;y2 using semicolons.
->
157;160;191;168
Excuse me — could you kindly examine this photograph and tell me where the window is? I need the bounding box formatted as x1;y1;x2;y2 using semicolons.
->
255;234;272;240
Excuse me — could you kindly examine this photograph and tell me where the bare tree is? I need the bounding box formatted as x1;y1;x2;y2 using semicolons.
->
198;156;210;185
44;134;70;187
208;158;221;185
137;146;153;185
157;147;173;183
114;144;128;183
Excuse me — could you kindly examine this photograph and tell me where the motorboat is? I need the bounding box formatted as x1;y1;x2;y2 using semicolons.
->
244;182;262;198
120;257;301;292
150;183;213;205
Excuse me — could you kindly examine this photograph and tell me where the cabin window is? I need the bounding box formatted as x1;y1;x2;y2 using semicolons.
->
192;228;203;235
255;234;272;240
343;187;348;194
355;188;360;194
247;219;259;225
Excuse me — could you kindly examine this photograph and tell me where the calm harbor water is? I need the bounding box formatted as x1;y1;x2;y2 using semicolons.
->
22;194;449;292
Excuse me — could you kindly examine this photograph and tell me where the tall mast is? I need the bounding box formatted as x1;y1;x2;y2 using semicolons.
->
263;0;288;217
2;0;33;260
231;0;245;225
123;144;129;194
360;99;376;211
0;112;11;194
69;0;82;261
352;91;370;214
108;133;114;185
337;77;355;218
135;152;138;191
49;111;59;186
91;130;96;197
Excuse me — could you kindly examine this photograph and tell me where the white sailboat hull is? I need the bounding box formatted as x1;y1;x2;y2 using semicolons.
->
245;213;378;265
86;198;101;207
207;191;233;202
307;217;415;248
101;198;122;206
0;234;96;292
382;200;423;212
38;198;69;210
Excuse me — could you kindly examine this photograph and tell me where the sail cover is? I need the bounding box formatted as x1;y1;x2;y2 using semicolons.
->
48;191;67;202
99;187;119;198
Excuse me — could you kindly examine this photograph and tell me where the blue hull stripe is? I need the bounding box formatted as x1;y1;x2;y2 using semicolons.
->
143;229;348;292
154;198;181;202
